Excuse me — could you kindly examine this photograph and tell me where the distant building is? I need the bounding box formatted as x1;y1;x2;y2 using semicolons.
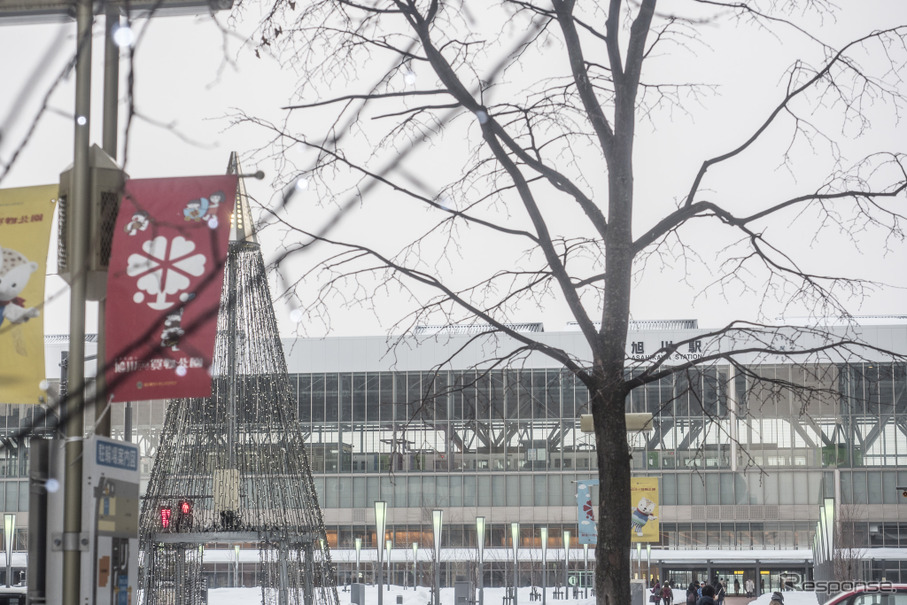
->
6;319;906;590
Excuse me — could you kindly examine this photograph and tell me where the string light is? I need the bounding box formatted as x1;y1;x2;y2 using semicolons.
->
138;239;338;604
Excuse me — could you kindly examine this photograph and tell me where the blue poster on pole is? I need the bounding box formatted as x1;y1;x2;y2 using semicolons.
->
576;480;598;544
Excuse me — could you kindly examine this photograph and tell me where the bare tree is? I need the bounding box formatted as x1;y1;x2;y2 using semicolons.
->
833;503;866;581
237;1;907;604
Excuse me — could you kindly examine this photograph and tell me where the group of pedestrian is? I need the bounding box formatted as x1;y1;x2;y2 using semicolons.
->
649;579;675;605
684;576;727;605
649;573;793;605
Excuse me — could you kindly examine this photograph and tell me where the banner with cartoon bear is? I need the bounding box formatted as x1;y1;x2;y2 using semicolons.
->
104;175;237;402
0;185;56;404
631;476;659;543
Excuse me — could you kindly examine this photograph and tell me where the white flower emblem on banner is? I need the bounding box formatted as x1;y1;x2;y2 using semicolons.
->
127;235;207;310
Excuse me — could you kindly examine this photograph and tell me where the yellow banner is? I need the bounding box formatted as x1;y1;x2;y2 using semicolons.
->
631;476;659;543
0;185;56;404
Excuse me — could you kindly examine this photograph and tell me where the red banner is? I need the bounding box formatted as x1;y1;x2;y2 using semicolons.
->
105;175;238;402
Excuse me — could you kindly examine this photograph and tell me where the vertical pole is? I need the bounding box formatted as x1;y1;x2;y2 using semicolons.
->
432;510;443;605
562;531;570;599
63;0;92;602
279;544;289;605
728;364;737;472
226;247;237;469
540;527;547;605
476;517;485;605
98;3;121;440
304;541;315;605
355;537;362;583
386;540;392;589
646;543;651;584
583;544;589;598
176;550;185;605
4;514;14;587
233;544;239;587
511;522;519;605
27;438;48;602
376;502;387;605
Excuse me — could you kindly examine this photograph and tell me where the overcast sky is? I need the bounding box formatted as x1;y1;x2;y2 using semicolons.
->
0;1;905;339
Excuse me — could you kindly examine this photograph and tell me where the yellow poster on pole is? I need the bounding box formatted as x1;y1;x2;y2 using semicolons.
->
0;185;56;404
630;477;659;543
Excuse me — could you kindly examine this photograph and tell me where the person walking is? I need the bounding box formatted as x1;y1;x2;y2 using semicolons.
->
662;581;674;605
744;578;754;597
714;580;726;605
696;584;717;605
687;578;699;605
652;580;662;605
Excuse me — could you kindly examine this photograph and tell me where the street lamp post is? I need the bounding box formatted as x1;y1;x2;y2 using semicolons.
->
540;527;548;605
511;522;519;605
413;542;419;589
563;531;570;598
233;544;240;588
355;537;362;583
375;501;388;605
432;510;443;605
387;539;393;589
3;514;13;587
476;517;486;605
583;543;589;598
646;543;651;584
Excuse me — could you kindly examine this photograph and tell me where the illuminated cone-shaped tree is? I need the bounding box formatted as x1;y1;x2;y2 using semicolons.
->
139;154;338;605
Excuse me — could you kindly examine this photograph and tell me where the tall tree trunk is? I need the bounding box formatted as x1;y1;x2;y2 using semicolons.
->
591;373;632;605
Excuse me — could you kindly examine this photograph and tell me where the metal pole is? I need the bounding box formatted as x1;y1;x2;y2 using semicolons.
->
96;3;121;440
234;544;239;587
432;510;443;605
476;517;485;605
563;531;570;597
540;528;547;605
511;522;519;605
63;0;92;601
27;438;49;602
355;537;361;583
4;514;14;587
413;542;418;590
375;501;387;605
646;544;651;585
304;541;314;605
583;544;589;598
279;546;289;605
386;540;392;589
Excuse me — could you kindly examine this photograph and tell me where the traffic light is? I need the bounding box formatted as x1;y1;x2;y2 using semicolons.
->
176;499;193;531
159;506;172;530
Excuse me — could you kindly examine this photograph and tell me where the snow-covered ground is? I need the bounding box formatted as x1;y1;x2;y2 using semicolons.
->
204;585;823;605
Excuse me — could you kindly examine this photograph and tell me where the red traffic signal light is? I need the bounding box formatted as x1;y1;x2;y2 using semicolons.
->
160;506;172;529
176;499;194;531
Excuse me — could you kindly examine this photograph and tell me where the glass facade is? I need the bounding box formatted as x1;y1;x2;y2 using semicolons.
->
282;358;907;584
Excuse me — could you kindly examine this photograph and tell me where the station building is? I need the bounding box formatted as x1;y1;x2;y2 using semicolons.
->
2;319;905;591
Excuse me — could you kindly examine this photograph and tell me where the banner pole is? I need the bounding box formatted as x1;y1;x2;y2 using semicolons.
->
62;0;92;601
